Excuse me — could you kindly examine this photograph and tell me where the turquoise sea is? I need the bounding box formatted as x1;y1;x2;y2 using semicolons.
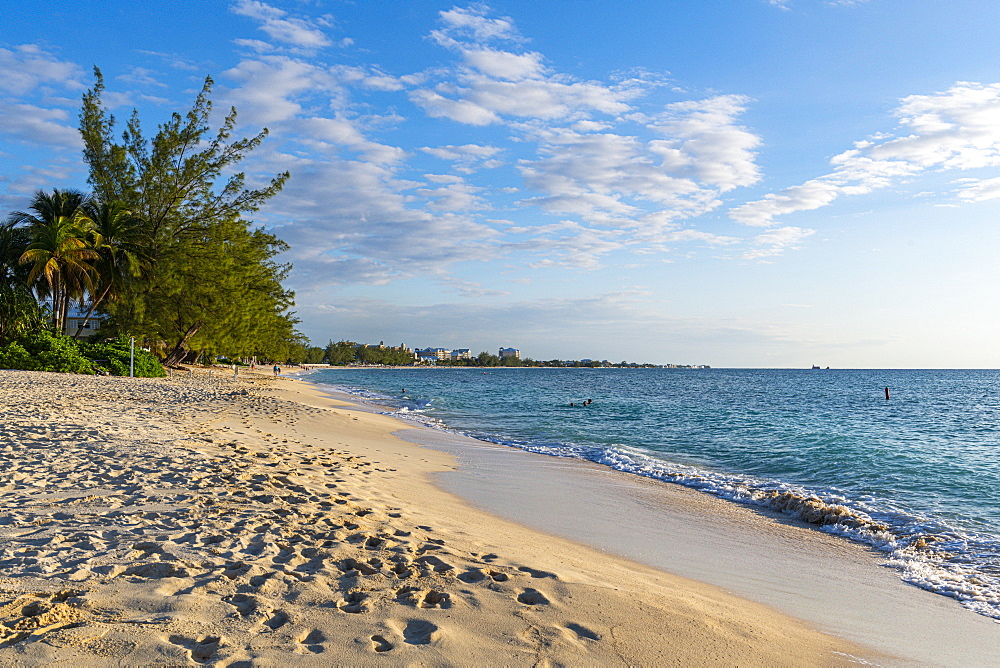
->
306;367;1000;619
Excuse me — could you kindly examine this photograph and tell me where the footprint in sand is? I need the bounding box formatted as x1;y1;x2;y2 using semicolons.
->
224;593;257;617
415;555;454;573
402;619;439;645
296;628;326;654
458;568;508;583
565;622;600;641
517;588;550;606
419;590;451;609
370;634;393;652
264;610;289;630
518;565;558;579
168;634;222;663
339;591;367;613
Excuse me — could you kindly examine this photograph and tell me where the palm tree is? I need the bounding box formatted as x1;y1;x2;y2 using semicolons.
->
73;200;149;337
0;221;45;343
13;190;98;332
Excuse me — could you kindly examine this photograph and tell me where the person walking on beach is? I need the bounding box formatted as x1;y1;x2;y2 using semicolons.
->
273;364;280;377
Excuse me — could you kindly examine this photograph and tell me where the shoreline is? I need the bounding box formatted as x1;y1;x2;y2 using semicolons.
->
306;374;1000;666
0;369;877;666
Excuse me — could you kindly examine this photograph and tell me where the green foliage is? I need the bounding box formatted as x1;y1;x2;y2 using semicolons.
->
0;330;95;373
8;190;98;332
79;68;294;366
325;340;358;365
0;331;165;377
2;69;298;369
302;346;325;364
79;337;166;377
0;342;32;370
81;69;289;242
0;284;47;344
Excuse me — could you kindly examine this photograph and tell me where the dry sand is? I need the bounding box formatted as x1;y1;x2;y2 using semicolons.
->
0;369;880;666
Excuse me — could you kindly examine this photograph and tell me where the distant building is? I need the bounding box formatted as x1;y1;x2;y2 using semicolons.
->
499;347;520;360
451;349;471;360
63;307;106;339
414;347;451;360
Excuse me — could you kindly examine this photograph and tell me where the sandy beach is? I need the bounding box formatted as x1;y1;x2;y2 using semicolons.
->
0;369;881;666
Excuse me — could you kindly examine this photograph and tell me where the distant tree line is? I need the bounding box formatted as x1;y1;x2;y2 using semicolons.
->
297;340;661;368
0;68;303;373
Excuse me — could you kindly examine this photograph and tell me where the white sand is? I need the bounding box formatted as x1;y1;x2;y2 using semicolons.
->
0;370;878;666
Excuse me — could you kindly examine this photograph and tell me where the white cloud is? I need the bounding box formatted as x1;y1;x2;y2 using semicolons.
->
738;226;816;259
0;45;82;95
642;94;761;191
420;143;503;173
434;6;521;43
416;179;487;212
253;152;501;288
230;0;332;50
0;104;81;149
413;9;638;125
731;82;1000;226
461;48;546;80
957;175;1000;201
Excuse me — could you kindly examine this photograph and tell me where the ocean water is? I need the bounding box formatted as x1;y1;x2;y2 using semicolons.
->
306;367;1000;619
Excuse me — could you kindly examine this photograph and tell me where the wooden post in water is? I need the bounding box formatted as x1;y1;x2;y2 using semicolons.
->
885;387;890;400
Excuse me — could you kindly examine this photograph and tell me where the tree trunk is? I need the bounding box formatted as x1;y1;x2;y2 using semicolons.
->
51;274;63;332
74;283;112;338
163;323;201;367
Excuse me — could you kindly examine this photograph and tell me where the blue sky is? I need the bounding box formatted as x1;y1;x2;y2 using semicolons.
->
4;1;1000;367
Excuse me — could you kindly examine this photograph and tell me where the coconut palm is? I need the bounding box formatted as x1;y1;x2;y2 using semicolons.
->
14;189;98;332
0;221;46;342
73;200;149;337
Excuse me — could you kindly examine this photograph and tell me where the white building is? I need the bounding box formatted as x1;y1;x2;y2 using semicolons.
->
499;347;520;360
63;307;106;339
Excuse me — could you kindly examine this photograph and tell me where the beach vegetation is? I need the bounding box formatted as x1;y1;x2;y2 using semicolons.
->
325;340;359;365
9;189;99;333
0;330;95;374
79;337;166;377
71;200;150;338
0;68;302;371
320;341;418;366
0;329;166;376
78;68;294;367
0;221;48;342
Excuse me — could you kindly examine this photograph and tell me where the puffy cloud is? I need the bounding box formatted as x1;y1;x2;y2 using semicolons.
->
256;153;501;287
0;104;81;149
230;0;332;50
517;110;754;232
413;7;637;125
461;48;546;80
0;45;82;96
642;95;761;191
0;44;84;208
223;56;324;123
731;82;1000;226
416;179;488;212
434;6;521;43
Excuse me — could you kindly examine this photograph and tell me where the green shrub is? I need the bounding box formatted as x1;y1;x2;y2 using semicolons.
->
0;342;33;370
0;331;166;377
79;337;166;377
13;330;95;373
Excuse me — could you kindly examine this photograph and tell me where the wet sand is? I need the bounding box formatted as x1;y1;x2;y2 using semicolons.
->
399;426;1000;666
